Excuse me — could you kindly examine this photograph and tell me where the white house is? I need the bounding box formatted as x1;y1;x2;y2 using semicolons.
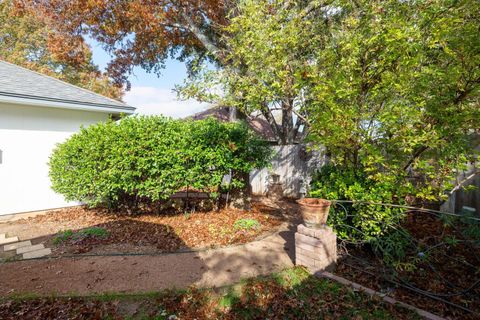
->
0;60;135;216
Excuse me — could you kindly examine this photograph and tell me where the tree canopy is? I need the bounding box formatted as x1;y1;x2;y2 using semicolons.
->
25;0;316;143
182;0;480;203
21;0;480;155
179;0;321;144
305;0;479;203
1;0;123;99
27;0;235;88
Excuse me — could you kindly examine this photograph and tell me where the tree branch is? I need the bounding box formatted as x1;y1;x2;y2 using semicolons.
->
261;103;284;144
450;170;479;195
403;146;429;170
180;13;220;56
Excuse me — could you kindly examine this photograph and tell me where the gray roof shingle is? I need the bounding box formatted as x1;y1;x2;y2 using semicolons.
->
0;60;134;112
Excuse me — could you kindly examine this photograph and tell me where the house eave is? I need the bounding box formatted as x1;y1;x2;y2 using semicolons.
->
0;92;135;115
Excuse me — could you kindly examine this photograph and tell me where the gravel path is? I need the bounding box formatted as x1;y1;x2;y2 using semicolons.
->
0;225;295;296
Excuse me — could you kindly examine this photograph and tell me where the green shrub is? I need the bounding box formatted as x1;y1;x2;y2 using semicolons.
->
309;165;413;267
370;228;417;271
49;116;271;210
310;165;406;243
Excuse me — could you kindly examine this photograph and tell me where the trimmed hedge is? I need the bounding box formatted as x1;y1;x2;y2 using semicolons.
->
49;116;271;210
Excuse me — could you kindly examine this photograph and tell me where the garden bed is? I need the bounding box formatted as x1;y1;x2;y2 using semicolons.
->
335;211;480;320
0;199;293;258
0;267;420;319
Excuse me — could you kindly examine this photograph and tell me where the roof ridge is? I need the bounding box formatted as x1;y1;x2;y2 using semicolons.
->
0;59;128;107
0;91;134;110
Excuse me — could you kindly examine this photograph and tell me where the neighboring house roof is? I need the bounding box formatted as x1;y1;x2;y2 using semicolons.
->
0;60;135;114
189;106;277;142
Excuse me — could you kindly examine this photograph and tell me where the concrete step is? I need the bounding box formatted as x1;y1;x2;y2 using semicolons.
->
23;248;51;259
4;240;31;251
17;244;45;254
0;236;19;245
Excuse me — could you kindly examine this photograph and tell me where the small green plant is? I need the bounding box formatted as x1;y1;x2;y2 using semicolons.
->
78;227;109;238
53;229;75;244
53;227;109;245
370;228;417;271
233;218;261;231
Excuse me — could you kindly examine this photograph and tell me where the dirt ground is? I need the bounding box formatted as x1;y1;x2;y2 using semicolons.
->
0;224;296;296
334;211;480;320
0;198;300;295
0;198;300;258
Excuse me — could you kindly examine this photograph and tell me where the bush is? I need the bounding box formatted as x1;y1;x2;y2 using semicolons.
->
309;165;413;267
49;116;271;210
310;165;406;243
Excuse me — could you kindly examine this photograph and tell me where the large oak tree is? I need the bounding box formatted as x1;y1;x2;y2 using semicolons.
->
26;0;234;86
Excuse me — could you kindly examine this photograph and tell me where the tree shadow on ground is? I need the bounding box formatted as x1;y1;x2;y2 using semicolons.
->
0;198;303;300
0;220;209;296
0;211;297;298
0;267;421;320
51;219;186;255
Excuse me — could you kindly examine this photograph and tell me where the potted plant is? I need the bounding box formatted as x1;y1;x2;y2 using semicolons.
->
296;198;331;228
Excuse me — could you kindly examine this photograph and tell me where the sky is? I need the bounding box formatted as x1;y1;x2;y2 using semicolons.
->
88;39;209;118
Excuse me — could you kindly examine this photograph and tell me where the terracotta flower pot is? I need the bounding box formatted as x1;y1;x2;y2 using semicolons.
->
296;198;331;228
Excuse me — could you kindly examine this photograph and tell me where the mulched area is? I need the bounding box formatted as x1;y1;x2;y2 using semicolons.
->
335;211;480;320
7;200;292;256
0;267;420;320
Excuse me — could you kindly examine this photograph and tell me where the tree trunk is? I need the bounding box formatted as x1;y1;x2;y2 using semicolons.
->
228;171;252;210
282;100;295;144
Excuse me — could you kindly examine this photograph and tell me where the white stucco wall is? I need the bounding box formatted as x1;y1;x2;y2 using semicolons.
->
0;103;110;216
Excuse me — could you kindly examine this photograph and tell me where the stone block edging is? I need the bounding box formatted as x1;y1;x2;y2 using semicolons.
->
316;271;446;320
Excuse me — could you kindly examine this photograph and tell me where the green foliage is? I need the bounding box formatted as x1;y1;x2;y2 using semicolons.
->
233;218;261;231
182;0;479;201
370;229;417;271
304;0;480;204
49;116;271;210
78;227;109;238
178;0;316;144
310;165;405;243
53;227;109;244
310;165;415;268
188;0;479;268
53;230;75;244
